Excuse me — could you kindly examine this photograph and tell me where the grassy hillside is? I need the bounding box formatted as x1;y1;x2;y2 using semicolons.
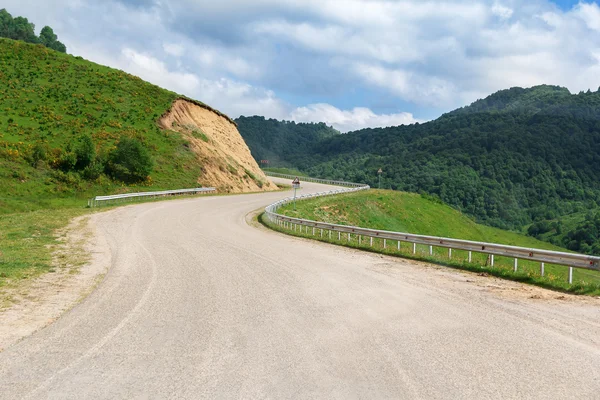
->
0;37;244;294
0;38;217;213
275;189;600;293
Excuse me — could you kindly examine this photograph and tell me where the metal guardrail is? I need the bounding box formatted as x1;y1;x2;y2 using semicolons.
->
89;187;216;207
264;172;365;188
264;174;600;284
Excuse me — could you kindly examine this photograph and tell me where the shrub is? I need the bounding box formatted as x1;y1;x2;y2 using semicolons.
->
30;142;48;165
107;137;154;183
82;161;103;180
75;134;95;170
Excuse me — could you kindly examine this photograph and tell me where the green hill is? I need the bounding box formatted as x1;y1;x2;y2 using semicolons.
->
238;85;600;254
275;189;600;293
0;38;224;213
235;116;339;166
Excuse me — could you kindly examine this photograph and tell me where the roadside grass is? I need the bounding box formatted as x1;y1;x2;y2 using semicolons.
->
261;189;600;295
0;207;90;290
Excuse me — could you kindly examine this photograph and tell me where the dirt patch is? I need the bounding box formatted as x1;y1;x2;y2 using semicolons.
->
0;213;111;351
158;99;278;193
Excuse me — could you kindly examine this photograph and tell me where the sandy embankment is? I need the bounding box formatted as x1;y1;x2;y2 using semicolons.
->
159;99;278;193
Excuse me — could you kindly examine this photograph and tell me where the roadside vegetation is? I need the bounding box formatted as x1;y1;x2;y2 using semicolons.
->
262;189;600;295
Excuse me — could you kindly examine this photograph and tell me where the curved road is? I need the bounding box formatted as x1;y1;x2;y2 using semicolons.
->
1;179;600;399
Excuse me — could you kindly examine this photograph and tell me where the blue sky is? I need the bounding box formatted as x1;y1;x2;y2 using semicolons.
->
4;0;600;131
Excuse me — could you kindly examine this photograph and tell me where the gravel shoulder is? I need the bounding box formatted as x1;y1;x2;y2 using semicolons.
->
0;212;112;351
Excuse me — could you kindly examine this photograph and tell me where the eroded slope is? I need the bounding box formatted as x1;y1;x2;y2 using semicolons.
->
159;99;277;193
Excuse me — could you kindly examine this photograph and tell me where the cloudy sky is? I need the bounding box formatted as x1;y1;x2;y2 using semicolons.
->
4;0;600;131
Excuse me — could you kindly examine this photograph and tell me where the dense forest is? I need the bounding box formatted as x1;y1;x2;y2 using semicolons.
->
237;85;600;254
235;116;339;166
0;9;66;53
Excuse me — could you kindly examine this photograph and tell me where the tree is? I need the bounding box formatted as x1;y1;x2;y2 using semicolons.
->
39;26;66;53
0;9;67;53
75;134;95;170
107;137;154;183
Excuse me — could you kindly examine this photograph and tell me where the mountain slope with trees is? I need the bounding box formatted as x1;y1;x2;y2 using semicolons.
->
237;85;600;254
235;116;339;166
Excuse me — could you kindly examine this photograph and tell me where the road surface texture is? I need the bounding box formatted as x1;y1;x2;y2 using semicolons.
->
1;179;600;399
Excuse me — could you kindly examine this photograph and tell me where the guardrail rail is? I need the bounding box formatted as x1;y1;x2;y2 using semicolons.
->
264;173;600;284
89;187;216;207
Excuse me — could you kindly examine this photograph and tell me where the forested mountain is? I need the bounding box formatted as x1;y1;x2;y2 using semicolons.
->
237;85;600;253
235;116;339;166
0;9;66;53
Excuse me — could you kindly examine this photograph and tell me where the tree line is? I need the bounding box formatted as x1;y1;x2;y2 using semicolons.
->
0;9;66;53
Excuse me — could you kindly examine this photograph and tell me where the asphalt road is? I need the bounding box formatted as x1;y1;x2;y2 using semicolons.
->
1;179;600;399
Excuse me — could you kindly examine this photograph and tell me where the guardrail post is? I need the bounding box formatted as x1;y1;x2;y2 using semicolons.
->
370;237;373;247
429;245;433;256
313;227;315;235
397;241;400;250
338;232;341;241
359;235;362;245
383;239;386;249
413;243;416;254
490;254;495;267
513;258;518;272
329;230;332;240
347;233;351;242
569;267;573;284
468;251;472;263
540;262;545;276
320;229;323;238
448;248;452;259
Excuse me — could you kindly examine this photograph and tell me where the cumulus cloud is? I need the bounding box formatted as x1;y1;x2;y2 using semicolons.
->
492;2;514;19
163;43;184;57
290;104;420;133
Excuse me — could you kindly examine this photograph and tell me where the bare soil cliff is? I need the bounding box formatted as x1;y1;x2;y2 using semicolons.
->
159;99;277;193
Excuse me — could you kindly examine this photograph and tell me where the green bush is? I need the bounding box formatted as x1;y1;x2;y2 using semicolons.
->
29;142;48;165
107;137;154;183
82;161;103;180
75;134;95;170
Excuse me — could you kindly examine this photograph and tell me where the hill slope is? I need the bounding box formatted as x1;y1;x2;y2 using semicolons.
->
238;85;600;246
235;116;339;166
0;38;274;213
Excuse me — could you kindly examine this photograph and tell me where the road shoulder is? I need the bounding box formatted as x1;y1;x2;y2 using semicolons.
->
0;212;111;351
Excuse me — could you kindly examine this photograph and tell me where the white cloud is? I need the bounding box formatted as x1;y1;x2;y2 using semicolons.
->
290;104;420;133
575;3;600;32
492;2;514;20
353;63;458;107
163;43;185;57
